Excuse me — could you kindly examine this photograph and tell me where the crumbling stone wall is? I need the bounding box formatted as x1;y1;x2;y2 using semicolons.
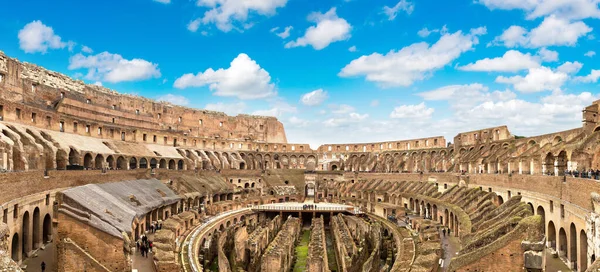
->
0;223;21;272
307;216;329;272
260;216;301;272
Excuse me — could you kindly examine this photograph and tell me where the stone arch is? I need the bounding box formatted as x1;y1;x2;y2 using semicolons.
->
94;154;104;169
106;155;115;169
43;214;52;243
83;153;93;169
570;223;577;264
159;159;167;169
11;233;19;262
497;195;504;205
557;150;567;174
150;158;158;169
553;136;563;145
68;149;80;165
548;221;557;250
32;207;41;250
129;157;137;169
537;206;546;234
116;156;127;170
580;230;588;271
22;211;30;256
527;202;534;214
177;159;184;170
56;149;68;170
139;158;148;169
559;227;568;257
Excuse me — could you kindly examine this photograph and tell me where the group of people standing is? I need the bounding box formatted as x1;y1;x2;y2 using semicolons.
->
149;221;162;233
136;234;153;258
302;204;317;210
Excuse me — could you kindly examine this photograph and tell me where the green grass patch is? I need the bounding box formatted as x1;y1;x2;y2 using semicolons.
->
292;230;311;272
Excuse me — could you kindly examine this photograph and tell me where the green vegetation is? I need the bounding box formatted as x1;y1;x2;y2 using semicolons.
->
292;230;311;272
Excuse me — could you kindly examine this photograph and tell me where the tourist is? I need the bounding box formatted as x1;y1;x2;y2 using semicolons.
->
41;261;46;272
442;228;446;237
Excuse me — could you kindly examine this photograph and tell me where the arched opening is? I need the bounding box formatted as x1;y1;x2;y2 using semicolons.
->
527;202;534;214
94;154;104;169
32;208;41;249
129;157;137;169
244;183;249;188
548;221;557;250
22;211;30;257
544;152;555;175
570;223;577;265
56;150;67;170
581;230;588;271
43;214;52;243
150;158;158;169
11;233;19;262
116;156;126;170
68;149;80;165
559;227;568;257
159;159;167;169
497;195;504;205
139;158;148;169
331;165;338;171
239;162;246;170
537;206;546;234
444;209;449;226
83;153;93;169
557;151;567;175
177;160;184;170
168;159;175;170
106;155;115;169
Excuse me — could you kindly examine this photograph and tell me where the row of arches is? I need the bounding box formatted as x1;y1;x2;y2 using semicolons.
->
10;207;52;263
56;149;185;170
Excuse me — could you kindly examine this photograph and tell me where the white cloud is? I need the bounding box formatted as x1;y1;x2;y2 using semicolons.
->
390;102;434;119
300;89;328;106
538;47;558;62
459;50;540;72
68;52;161;83
204;102;247;115
585;51;596;57
287;116;310;127
154;0;170;3
285;8;351;50
157;94;190;106
18;20;72;54
417;25;447;38
496;66;568;92
330;104;355;114
477;0;600;20
323;112;369;127
348;46;357;52
492;16;592;48
383;0;415;20
93;81;102;87
556;61;583;74
417;83;516;112
339;27;486;87
173;53;275;99
252;100;296;117
271;26;293;39
81;45;93;54
188;0;288;32
575;70;600;83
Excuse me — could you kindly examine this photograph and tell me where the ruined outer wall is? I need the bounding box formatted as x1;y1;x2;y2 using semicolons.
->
0;52;288;148
317;136;446;153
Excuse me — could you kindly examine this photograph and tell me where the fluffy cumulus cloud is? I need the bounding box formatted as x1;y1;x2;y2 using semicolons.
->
339;27;486;87
18;20;73;54
389;102;434;119
459;50;541;72
477;0;600;20
300;89;328;106
538;48;558;62
285;8;351;50
491;16;592;48
348;46;357;52
585;51;596;57
417;83;516;111
575;70;600;83
382;0;414;20
157;94;189;105
271;26;293;39
68;52;161;83
188;0;288;32
81;45;93;54
173;53;276;99
495;66;568;93
204;102;247;115
556;61;583;74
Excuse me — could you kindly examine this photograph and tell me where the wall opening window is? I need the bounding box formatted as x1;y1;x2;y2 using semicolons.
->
121;132;126;141
97;127;102;135
31;112;37;123
73;122;78;133
46;116;51;127
143;134;147;141
16;108;21;120
0;105;3;120
178;116;182;123
59;121;65;132
153;135;157;143
199;119;203;125
157;113;161;119
86;99;91;104
135;109;140;115
86;125;91;134
164;137;167;144
219;121;223;127
112;104;116;110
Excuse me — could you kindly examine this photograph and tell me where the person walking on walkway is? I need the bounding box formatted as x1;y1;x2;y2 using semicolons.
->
41;262;46;272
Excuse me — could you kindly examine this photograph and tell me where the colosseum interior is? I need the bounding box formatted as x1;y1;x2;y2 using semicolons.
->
1;50;600;272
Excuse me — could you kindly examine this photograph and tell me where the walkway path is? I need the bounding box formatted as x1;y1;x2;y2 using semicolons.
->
23;243;56;272
439;228;460;271
132;233;157;272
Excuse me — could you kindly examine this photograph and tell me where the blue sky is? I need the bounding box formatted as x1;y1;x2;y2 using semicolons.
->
1;0;599;148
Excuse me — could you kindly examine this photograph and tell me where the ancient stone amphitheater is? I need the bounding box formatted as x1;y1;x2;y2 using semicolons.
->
1;50;600;272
